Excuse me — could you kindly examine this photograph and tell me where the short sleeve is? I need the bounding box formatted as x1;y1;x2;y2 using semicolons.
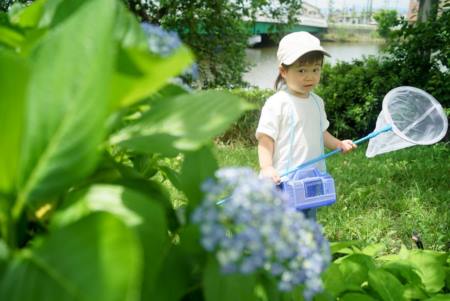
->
255;98;281;141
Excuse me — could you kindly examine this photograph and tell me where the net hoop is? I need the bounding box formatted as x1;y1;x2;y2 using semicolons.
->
382;86;448;145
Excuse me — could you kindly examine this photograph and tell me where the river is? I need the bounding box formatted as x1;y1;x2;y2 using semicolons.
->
243;42;381;89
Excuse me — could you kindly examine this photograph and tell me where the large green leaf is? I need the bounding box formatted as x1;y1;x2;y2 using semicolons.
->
407;250;448;294
322;263;349;297
111;44;193;108
329;240;362;255
338;254;376;290
15;0;116;215
382;260;422;285
340;293;377;301
151;225;206;301
0;26;24;49
403;284;429;300
108;2;193;108
203;256;258;301
151;245;191;301
113;90;252;154
0;50;28;194
0;212;142;301
368;269;405;301
0;239;9;276
180;146;218;211
424;294;450;301
113;2;148;50
51;184;169;301
8;0;46;28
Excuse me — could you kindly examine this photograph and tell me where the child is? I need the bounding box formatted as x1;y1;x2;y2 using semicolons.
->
255;31;356;219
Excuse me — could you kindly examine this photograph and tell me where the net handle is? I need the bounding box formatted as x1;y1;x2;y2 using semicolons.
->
281;125;393;178
218;125;393;205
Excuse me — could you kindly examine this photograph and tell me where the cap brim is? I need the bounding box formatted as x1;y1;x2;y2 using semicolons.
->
282;49;331;65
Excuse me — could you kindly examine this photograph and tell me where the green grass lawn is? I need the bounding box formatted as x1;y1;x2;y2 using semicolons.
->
213;142;450;252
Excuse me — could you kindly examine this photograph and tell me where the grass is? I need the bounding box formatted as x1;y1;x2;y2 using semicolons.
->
213;142;450;253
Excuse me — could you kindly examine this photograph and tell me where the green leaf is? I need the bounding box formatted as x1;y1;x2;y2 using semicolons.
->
8;0;46;28
322;263;348;297
111;45;193;108
113;90;252;154
52;184;169;300
424;294;450;301
0;50;28;194
0;212;141;301
151;245;191;301
203;256;257;301
368;269;405;301
382;260;422;285
340;292;377;301
361;243;385;257
446;267;450;290
0;239;9;276
113;2;148;50
0;26;24;49
403;284;429;300
108;0;194;108
330;241;362;254
407;250;447;294
151;226;206;301
338;254;376;290
15;0;116;214
180;146;218;211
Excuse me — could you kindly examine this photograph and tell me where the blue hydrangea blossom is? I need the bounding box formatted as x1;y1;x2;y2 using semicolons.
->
192;167;331;300
140;22;182;56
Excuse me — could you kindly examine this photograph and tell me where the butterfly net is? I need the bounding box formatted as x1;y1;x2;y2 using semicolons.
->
366;86;448;157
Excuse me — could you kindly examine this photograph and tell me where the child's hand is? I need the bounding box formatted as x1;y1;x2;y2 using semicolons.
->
338;139;357;153
261;166;281;184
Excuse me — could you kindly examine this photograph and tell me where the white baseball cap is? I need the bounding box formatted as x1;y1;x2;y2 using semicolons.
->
277;31;330;65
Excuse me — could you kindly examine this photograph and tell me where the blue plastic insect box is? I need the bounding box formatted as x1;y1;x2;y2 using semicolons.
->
278;168;336;210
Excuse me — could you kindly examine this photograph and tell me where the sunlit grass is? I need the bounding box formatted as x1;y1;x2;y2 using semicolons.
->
213;142;450;252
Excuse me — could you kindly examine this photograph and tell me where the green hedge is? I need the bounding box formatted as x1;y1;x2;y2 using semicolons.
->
217;88;272;146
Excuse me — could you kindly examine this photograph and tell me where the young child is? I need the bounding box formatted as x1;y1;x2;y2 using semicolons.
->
255;31;356;218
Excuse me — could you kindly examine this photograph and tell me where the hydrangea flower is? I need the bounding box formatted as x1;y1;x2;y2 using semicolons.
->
140;22;182;56
192;167;331;300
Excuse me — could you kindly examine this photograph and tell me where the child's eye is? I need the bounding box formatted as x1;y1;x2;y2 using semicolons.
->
298;69;306;73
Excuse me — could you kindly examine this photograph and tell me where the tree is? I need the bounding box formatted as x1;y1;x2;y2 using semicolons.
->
124;0;303;88
373;9;398;38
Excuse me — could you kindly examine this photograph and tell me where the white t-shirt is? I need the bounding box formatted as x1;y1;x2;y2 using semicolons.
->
256;90;330;174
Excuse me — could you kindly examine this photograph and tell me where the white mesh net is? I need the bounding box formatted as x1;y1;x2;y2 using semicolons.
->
366;86;448;158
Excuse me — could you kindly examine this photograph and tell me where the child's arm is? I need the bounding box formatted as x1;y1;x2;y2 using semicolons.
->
323;131;356;153
257;134;281;184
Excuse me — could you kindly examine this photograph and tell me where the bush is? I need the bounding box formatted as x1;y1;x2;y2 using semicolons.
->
317;57;403;139
217;88;273;145
383;9;450;109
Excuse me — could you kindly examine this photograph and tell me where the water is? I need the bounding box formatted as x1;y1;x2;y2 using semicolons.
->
243;42;381;89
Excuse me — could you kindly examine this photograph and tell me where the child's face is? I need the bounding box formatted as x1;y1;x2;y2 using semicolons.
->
280;59;322;98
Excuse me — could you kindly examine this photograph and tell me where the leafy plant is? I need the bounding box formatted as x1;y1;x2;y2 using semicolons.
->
324;243;450;300
0;0;253;300
373;9;399;39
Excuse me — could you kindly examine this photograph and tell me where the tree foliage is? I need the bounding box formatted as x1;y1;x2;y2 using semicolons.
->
373;9;398;38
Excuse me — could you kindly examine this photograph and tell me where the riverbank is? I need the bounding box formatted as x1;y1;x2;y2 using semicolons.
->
322;23;384;43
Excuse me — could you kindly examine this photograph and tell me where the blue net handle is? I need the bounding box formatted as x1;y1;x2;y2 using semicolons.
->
281;125;393;179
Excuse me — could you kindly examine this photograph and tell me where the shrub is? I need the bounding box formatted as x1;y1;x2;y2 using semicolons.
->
317;58;403;139
217;88;273;145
